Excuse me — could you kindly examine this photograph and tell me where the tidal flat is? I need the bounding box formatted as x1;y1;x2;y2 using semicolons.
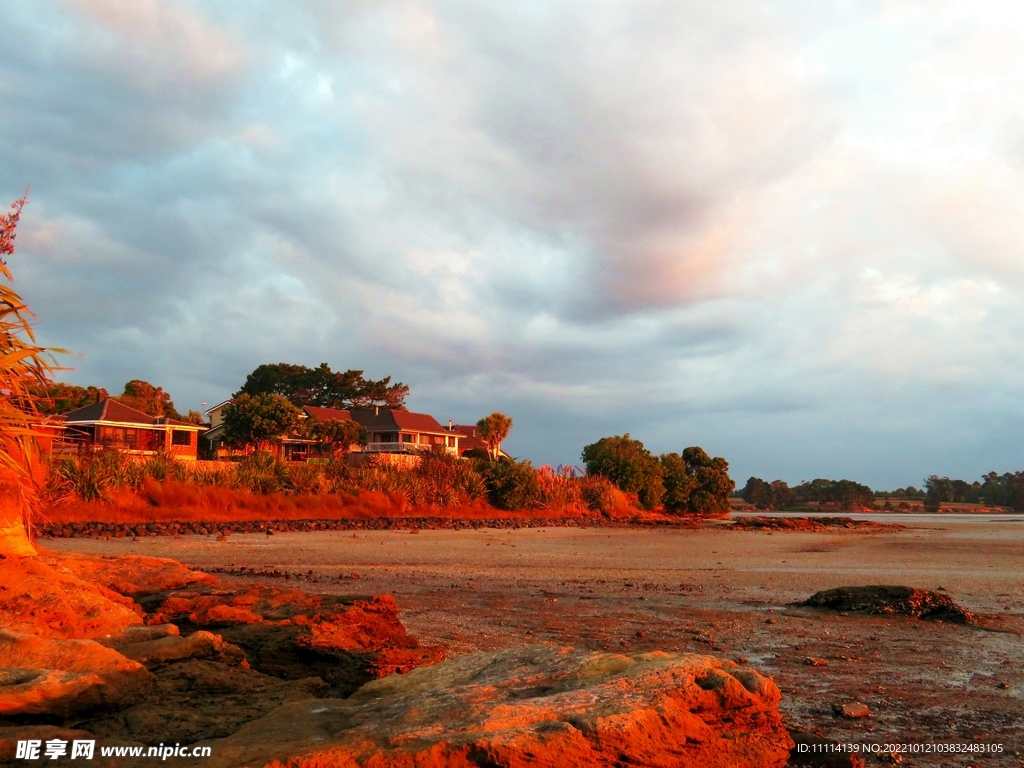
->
50;517;1024;765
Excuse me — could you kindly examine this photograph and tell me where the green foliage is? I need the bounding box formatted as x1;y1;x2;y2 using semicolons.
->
114;380;184;420
581;434;664;510
740;477;793;510
237;362;409;410
742;476;873;510
476;412;513;459
31;383;108;415
222;393;301;450
305;418;367;457
235;451;290;494
477;457;541;510
660;447;734;515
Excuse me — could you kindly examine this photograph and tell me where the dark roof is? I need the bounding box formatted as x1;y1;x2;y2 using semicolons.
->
303;406;352;422
63;399;156;426
452;424;479;438
350;408;447;434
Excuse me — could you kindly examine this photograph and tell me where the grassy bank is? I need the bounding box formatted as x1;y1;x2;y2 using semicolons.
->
41;448;642;525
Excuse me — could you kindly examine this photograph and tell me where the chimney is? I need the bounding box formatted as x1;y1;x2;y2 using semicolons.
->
448;418;453;431
375;405;379;416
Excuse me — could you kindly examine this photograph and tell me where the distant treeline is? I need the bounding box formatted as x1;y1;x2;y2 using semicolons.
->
741;471;1024;512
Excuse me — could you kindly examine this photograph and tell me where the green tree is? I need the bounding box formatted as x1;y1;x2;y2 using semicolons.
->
581;434;664;510
222;393;301;452
740;476;774;509
476;412;513;460
660;447;734;514
305;417;367;459
0;195;63;556
236;362;408;410
30;382;107;414
114;379;184;419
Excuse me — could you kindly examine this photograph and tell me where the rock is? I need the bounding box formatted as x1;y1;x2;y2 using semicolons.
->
75;660;329;746
798;585;974;623
832;702;870;719
41;550;216;598
200;647;794;768
0;629;152;717
0;554;143;639
151;587;444;695
803;657;829;666
109;630;247;668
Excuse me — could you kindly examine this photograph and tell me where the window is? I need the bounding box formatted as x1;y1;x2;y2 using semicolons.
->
171;430;192;446
402;434;413;443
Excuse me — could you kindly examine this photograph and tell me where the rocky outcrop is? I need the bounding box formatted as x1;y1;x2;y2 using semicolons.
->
0;554;143;639
43;551;217;598
199;646;793;768
732;517;902;532
0;630;153;717
146;586;445;695
798;585;974;623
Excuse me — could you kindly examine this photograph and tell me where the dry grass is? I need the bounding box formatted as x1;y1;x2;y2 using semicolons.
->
39;482;593;525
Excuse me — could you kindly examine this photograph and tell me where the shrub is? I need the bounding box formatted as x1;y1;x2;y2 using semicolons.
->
581;434;664;510
235;451;289;494
477;458;541;510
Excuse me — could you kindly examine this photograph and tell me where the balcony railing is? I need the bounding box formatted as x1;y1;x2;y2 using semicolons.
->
363;442;456;455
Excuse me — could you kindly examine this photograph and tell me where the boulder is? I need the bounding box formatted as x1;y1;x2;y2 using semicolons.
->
798;585;974;623
199;646;793;768
0;630;152;717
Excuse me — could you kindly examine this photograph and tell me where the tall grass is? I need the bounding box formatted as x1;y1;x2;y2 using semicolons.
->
44;448;641;521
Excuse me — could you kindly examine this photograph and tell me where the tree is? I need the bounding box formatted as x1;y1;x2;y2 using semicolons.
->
236;362;408;410
30;382;107;415
476;412;513;460
741;477;774;509
222;393;301;452
581;434;664;510
305;417;367;459
476;457;541;510
0;195;63;556
661;447;734;515
114;379;184;419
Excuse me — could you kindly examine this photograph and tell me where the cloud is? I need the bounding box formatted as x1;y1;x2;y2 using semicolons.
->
3;0;1024;487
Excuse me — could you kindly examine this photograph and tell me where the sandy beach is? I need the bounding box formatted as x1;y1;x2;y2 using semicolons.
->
48;516;1024;765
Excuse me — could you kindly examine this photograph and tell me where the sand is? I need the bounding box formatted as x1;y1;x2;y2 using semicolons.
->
46;515;1024;765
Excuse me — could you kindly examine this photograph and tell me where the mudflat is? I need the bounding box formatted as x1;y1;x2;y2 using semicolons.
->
48;516;1024;765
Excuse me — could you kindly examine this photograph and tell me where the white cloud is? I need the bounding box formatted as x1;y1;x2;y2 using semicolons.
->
3;0;1024;486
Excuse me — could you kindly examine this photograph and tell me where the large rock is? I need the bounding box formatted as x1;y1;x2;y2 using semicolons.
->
42;550;216;598
799;585;974;623
198;647;793;768
0;555;143;639
149;587;445;695
0;630;152;717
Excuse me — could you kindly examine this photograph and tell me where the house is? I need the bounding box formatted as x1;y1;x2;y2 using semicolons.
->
54;399;206;460
448;424;510;459
202;402;459;460
349;408;458;455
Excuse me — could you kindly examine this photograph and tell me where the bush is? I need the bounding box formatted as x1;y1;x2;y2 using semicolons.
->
477;458;541;510
581;434;664;510
235;451;289;494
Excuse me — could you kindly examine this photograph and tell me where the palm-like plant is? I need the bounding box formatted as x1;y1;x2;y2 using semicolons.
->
0;196;62;557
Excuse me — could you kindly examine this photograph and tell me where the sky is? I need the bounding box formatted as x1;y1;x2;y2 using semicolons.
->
3;0;1024;489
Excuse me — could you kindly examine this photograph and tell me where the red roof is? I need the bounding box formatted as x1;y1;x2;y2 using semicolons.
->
350;408;447;434
303;406;353;422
